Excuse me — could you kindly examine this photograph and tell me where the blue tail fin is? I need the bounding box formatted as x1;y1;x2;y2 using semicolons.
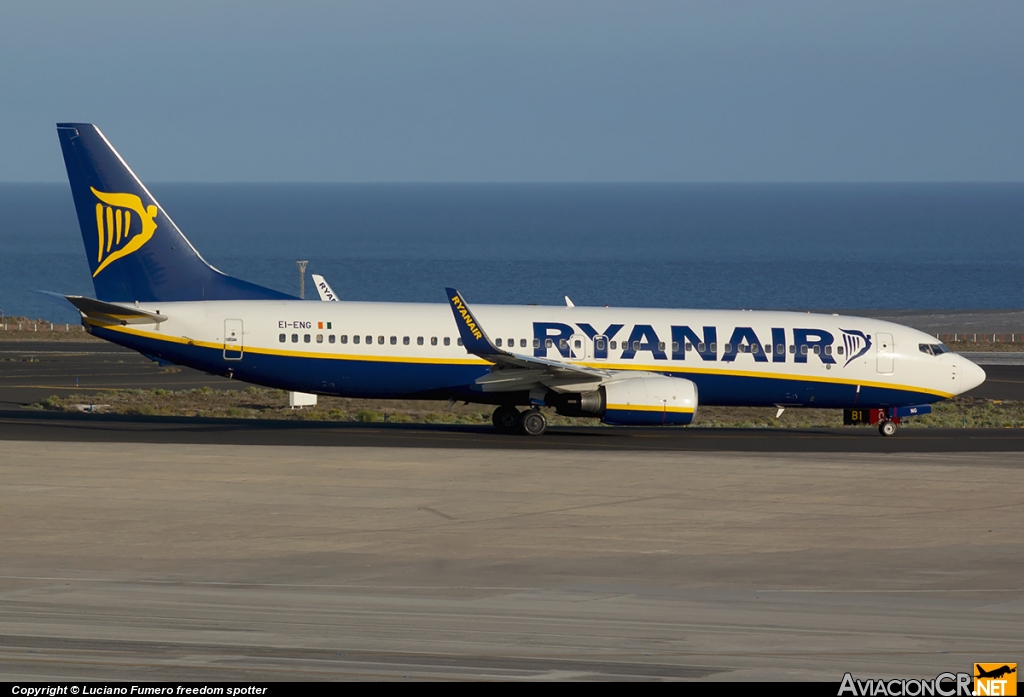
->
56;123;294;303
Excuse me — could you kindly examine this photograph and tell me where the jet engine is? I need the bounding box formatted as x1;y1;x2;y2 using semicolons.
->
551;374;698;426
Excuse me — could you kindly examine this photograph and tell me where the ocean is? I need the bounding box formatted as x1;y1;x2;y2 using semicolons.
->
2;183;1023;324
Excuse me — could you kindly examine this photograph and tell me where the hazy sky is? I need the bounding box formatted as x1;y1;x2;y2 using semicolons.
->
2;1;1023;182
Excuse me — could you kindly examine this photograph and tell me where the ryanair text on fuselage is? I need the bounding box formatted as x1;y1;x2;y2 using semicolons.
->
531;321;871;365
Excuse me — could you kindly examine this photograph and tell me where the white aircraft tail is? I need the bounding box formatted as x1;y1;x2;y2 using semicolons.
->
311;274;339;301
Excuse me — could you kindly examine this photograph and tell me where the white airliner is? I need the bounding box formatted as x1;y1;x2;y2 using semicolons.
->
53;123;985;436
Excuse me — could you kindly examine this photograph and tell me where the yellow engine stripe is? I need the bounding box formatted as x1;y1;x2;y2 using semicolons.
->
606;404;695;414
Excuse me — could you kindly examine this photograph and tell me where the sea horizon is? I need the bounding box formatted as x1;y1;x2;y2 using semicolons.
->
3;182;1023;323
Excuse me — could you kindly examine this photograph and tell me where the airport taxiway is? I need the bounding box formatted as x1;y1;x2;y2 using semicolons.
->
2;409;1024;452
1;442;1022;681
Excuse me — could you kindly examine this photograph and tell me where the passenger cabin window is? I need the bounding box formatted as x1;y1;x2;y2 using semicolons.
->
672;342;679;352
520;339;527;348
813;345;821;355
390;336;397;345
353;335;360;344
559;339;568;349
697;342;705;352
632;341;640;351
316;334;323;343
291;334;298;343
365;335;372;344
751;343;759;354
495;338;502;347
836;345;843;355
610;341;617;349
279;334;286;343
444;337;450;346
575;339;582;349
329;335;336;344
596;339;606;351
800;345;808;355
417;337;424;345
657;341;665;351
723;343;732;353
545;339;553;348
378;336;385;345
431;337;438;346
710;342;717;352
533;339;541;348
824;345;832;355
403;336;410;345
777;344;784;354
508;339;514;347
304;334;311;343
457;338;463;346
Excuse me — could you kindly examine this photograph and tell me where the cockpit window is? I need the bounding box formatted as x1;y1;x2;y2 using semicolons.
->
919;343;951;356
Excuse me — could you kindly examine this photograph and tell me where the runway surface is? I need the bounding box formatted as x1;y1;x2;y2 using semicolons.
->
0;341;237;409
1;442;1021;681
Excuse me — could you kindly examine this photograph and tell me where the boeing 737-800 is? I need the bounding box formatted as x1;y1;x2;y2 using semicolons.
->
52;123;986;436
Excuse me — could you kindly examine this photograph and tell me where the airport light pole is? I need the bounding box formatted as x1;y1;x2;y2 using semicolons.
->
296;260;308;299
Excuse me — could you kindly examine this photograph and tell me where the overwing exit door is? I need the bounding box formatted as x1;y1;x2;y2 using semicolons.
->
569;334;588;361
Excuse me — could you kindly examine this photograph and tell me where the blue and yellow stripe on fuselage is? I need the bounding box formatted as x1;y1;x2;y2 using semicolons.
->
88;323;952;409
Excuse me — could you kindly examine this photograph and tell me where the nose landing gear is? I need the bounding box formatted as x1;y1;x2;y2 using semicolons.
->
878;420;899;437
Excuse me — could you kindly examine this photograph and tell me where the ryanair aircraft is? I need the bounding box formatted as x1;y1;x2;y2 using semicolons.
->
54;123;986;436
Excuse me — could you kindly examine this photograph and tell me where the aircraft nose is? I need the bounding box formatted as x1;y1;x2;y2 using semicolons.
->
959;358;986;394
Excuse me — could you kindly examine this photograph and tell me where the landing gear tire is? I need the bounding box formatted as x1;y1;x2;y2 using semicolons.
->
521;409;547;436
492;405;522;434
879;420;899;437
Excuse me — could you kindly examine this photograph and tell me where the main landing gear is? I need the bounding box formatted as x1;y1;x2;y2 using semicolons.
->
492;406;547;436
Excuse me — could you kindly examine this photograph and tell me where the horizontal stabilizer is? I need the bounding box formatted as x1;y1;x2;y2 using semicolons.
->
63;295;167;325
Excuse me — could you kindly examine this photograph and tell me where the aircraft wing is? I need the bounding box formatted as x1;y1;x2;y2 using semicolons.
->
311;274;339;301
445;287;609;392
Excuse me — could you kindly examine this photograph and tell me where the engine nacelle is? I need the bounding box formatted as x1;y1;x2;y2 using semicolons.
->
601;375;698;426
550;374;698;426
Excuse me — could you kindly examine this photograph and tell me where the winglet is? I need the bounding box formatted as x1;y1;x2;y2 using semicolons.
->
445;288;502;357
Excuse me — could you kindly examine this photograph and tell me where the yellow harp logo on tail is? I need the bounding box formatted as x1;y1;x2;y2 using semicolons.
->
91;187;158;277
